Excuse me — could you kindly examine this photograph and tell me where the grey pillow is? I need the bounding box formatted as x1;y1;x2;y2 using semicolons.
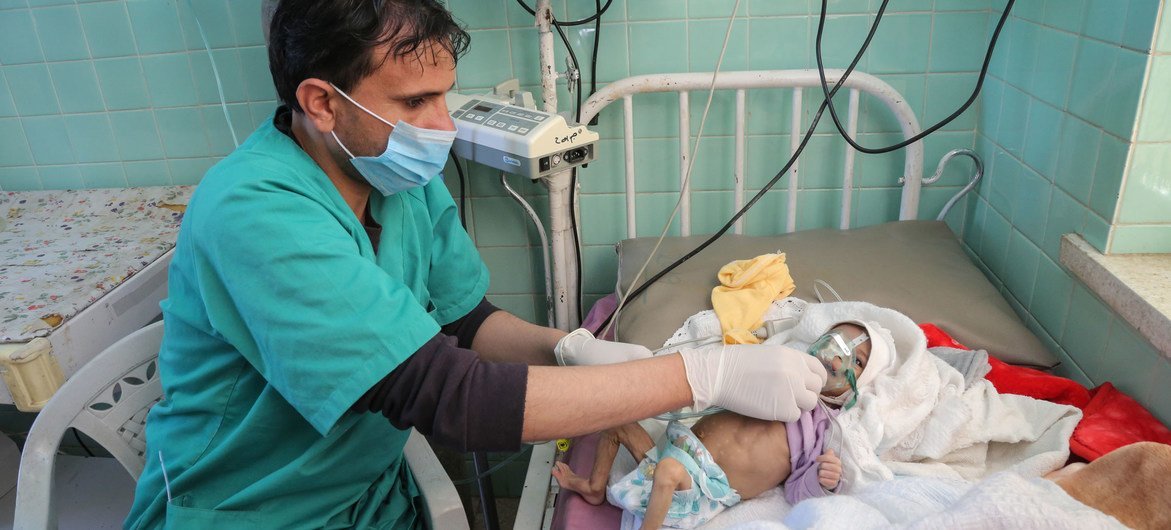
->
614;220;1057;369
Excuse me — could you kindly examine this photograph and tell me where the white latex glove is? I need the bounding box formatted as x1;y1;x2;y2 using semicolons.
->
554;328;654;366
678;343;828;422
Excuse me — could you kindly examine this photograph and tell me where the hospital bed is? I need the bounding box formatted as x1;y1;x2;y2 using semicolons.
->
0;186;192;412
511;69;1061;529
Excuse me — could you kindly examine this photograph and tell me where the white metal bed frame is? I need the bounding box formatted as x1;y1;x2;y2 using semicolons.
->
514;66;940;528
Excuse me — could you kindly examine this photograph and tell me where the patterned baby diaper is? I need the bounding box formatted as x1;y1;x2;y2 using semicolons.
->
607;421;741;528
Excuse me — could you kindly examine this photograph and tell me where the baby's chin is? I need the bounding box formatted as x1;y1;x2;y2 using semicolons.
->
821;387;848;398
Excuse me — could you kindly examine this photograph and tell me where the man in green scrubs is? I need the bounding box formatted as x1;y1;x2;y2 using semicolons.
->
125;1;826;528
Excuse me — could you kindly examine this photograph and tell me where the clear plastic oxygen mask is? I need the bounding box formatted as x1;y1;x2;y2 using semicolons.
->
807;330;868;409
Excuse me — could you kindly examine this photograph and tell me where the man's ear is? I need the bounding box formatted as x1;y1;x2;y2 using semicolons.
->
296;78;337;133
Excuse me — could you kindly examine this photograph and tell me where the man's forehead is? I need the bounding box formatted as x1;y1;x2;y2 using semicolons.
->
373;40;454;75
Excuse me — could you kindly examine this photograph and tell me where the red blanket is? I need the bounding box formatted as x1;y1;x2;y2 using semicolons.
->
920;324;1171;461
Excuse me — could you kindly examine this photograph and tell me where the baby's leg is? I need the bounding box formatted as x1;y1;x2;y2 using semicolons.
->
640;457;692;530
552;423;655;506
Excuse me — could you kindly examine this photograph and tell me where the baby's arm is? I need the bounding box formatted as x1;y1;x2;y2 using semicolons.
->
815;449;842;491
783;448;842;504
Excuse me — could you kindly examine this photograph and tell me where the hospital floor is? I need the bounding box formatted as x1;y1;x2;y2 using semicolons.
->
432;441;524;529
0;430;522;529
0;433;136;529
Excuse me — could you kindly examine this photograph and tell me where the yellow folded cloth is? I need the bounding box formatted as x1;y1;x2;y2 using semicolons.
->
711;253;795;344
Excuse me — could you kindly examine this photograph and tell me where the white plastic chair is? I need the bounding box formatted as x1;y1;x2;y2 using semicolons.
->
14;321;469;529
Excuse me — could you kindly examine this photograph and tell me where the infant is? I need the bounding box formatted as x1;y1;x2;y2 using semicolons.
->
552;319;893;529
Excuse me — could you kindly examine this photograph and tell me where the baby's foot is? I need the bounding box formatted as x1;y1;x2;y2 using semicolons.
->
551;461;606;505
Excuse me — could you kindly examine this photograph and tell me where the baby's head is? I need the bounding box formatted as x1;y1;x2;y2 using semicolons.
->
807;320;892;404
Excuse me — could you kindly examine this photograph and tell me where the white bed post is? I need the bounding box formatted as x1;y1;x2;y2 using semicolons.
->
840;89;860;229
518;7;570;530
734;89;746;235
534;0;577;332
679;92;691;236
787;88;802;233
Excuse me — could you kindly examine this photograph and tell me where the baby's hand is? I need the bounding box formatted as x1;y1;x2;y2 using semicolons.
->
816;449;842;491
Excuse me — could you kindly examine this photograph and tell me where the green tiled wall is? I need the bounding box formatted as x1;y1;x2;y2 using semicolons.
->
444;0;994;320
970;0;1171;424
0;0;276;190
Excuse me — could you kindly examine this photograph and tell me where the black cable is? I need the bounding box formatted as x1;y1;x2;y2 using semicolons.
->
72;428;95;457
588;0;602;126
552;22;583;123
451;151;468;229
514;0;614;27
573;0;603;317
450;445;533;486
597;0;893;332
815;0;1016;154
570;168;583;320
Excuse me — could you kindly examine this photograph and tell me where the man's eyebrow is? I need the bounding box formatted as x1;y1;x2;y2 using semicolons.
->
392;82;457;100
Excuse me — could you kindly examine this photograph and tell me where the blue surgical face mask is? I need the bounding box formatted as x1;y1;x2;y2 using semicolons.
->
329;83;457;196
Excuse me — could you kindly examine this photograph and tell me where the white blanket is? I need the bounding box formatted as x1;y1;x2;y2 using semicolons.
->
765;301;1082;490
626;300;1087;529
664;299;1081;489
710;473;1126;530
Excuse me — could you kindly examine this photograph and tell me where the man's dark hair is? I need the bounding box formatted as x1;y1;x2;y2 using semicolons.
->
268;0;470;112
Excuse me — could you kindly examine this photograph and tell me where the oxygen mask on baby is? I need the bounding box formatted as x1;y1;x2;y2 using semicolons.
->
807;329;868;407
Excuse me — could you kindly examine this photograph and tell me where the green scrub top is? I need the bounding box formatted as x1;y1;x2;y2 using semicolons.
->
124;118;489;529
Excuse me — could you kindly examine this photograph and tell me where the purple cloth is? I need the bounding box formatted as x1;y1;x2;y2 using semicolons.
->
581;293;619;340
784;405;840;505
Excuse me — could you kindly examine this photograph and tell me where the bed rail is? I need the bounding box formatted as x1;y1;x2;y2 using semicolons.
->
578;69;925;236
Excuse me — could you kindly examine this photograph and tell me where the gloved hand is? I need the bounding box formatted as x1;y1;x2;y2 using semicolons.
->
554;328;654;366
678;343;827;422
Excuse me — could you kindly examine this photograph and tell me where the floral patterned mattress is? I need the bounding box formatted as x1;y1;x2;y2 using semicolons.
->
0;186;193;343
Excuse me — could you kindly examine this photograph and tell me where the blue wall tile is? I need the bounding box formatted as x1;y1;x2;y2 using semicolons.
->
32;5;89;62
94;58;152;111
0;166;42;191
1063;284;1113;361
0;118;35;167
931;12;991;73
4;64;59;116
628;21;688;74
1053;115;1099;203
179;0;236;50
166;157;215;185
748;17;810;70
127;0;187;55
78;2;136;59
141;54;198;108
1041;189;1086;260
228;0;265;47
108;110;165;161
0;71;15;118
688;19;748;72
79;162;127;188
63;114;120;163
123;160;173;187
21;115;74;165
1042;0;1086;33
1029;28;1076;109
0;10;45;65
237;46;276;100
48;62;105;114
1030;255;1072;338
154;107;210;158
1011;165;1050;245
1088;133;1127;220
38;165;83;189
